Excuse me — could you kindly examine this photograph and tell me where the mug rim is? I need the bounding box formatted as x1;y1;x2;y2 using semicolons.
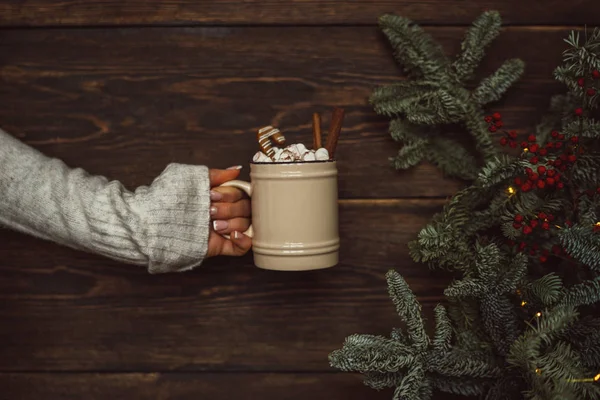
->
250;159;336;165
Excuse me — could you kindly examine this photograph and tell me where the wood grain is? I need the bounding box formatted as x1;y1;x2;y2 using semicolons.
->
0;26;568;198
0;200;451;371
0;0;597;27
0;373;394;400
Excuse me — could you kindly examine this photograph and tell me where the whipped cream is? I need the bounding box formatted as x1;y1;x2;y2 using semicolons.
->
253;143;329;163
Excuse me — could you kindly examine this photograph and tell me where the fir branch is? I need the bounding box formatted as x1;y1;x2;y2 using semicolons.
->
378;14;450;81
390;140;429;170
426;137;479;180
432;305;452;352
560;276;600;308
529;273;564;306
370;81;441;117
388;118;436;142
559;225;600;271
453;10;503;82
387;270;429;350
472;59;525;106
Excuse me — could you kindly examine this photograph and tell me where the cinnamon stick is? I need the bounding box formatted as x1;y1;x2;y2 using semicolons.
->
312;112;322;150
324;107;344;159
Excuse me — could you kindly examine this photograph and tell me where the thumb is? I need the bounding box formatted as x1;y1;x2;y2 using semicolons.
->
209;166;242;187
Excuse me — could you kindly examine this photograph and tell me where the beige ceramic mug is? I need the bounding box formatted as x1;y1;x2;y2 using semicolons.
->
219;160;339;271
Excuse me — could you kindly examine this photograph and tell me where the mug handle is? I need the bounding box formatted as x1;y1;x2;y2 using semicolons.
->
217;180;254;239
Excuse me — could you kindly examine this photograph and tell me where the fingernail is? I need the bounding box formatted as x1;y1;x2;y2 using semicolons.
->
210;206;217;216
210;190;223;201
227;165;243;170
213;220;228;231
234;231;239;239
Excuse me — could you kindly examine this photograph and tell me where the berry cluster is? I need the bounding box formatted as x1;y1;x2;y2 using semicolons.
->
512;212;554;235
506;240;565;263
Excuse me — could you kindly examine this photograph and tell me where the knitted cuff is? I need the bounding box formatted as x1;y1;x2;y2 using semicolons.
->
130;163;211;274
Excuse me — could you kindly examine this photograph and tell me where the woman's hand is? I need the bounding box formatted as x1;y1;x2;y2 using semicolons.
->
206;166;252;258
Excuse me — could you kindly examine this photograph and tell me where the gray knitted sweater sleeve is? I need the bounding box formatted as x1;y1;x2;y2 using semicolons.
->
0;128;211;274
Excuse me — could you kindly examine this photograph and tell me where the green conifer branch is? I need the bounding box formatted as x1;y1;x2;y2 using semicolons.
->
452;10;502;82
472;59;525;106
378;14;450;81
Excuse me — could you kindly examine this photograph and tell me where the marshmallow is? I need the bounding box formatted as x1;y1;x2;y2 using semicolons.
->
315;148;329;161
253;151;272;163
302;150;316;161
277;149;295;162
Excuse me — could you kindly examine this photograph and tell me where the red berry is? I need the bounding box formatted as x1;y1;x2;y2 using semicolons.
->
547;169;556;177
485;116;493;123
530;157;539;164
593;70;600;79
530;173;539;181
539;255;548;263
530;219;539;228
492;112;502;121
539;149;548;156
537;166;547;175
509;130;517;139
529;248;537;256
528;135;536;142
530;144;539;153
558;134;565;140
509;141;517;148
496;121;504;128
525;167;533;175
500;137;508;146
566;220;572;227
514;214;524;223
568;155;577;163
551;131;559;138
571;136;579;143
575;108;584;116
513;222;522;229
542;222;550;230
546;177;555;186
537;180;545;189
548;214;555;221
519;242;527;250
538;212;547;219
521;141;529;148
557;182;564;189
594;225;600;233
560;164;568;171
587;88;596;96
554;173;561;181
556;142;563;149
489;126;497;132
523;226;533;234
521;183;532;192
554;159;562;167
578;78;585;87
546;142;555;149
514;177;522;185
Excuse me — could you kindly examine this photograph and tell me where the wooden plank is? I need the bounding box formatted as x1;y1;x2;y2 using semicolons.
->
0;0;596;27
0;199;450;371
0;373;403;400
0;26;567;198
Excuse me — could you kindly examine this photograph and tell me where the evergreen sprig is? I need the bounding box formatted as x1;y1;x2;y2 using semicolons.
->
373;10;524;179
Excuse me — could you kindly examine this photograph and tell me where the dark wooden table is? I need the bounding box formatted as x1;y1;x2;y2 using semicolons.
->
0;2;594;399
